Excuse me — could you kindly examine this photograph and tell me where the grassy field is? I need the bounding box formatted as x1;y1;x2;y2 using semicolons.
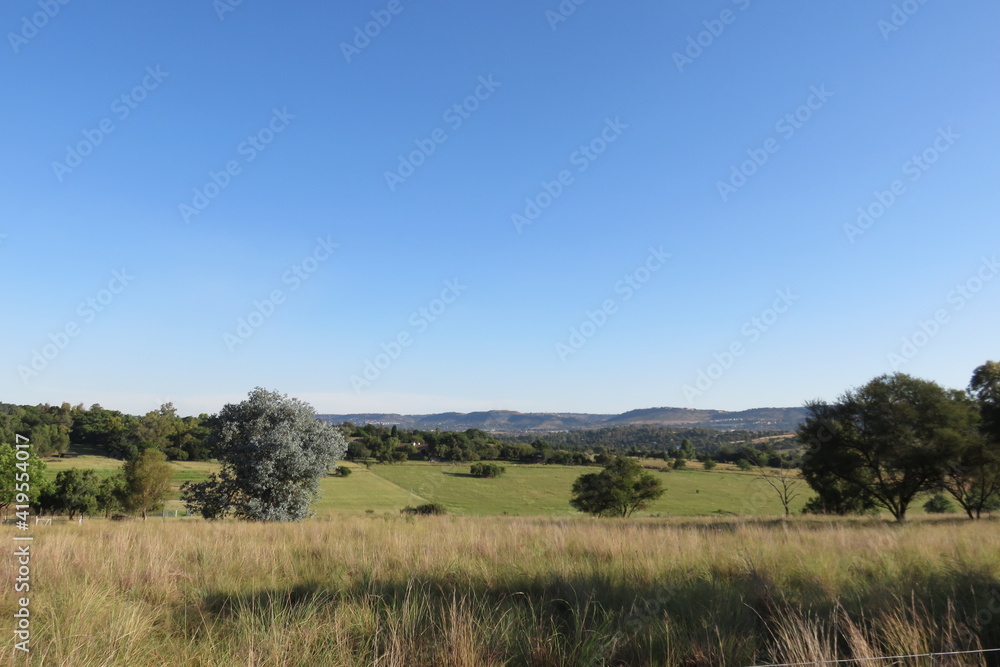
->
43;450;954;519
2;516;998;665
360;461;807;517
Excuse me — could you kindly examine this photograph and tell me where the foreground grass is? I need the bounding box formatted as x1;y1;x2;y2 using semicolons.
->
2;516;998;665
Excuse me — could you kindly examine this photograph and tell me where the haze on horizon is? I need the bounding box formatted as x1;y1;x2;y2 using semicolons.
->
2;1;998;419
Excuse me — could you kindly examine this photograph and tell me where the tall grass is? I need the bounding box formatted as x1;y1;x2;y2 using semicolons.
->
2;516;998;665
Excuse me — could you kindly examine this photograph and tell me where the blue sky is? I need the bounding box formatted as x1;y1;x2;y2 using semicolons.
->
2;0;998;417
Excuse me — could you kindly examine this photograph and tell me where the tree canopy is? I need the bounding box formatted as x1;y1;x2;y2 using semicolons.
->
570;457;664;518
181;388;347;521
799;373;978;521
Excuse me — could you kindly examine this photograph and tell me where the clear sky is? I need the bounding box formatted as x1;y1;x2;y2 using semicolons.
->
2;1;998;417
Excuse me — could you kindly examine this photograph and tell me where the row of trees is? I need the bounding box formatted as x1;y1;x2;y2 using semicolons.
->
343;422;796;469
68;403;212;460
509;424;793;457
3;449;173;520
0;401;213;461
0;403;73;457
799;363;1000;521
343;424;596;465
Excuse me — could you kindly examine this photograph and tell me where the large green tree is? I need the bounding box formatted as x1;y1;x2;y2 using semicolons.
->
181;388;347;521
799;373;975;522
970;361;1000;441
570;457;664;518
946;362;1000;518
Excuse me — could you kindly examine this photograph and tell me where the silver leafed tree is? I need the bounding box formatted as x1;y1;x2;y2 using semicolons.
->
182;388;347;521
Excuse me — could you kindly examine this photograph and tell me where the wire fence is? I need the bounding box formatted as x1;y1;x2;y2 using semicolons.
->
749;646;1000;666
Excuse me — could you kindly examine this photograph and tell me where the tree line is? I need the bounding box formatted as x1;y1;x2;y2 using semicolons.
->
0;446;173;521
0;401;213;460
339;422;795;468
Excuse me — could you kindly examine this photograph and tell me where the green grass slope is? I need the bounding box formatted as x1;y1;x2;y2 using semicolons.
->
363;462;809;517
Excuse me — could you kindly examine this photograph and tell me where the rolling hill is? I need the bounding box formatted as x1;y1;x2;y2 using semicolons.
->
319;406;807;433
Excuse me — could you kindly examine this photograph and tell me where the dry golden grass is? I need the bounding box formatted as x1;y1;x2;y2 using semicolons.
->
1;515;999;665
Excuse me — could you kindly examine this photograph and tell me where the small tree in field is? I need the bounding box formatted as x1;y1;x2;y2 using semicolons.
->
181;388;347;521
570;457;664;518
470;462;505;478
123;448;173;520
51;469;100;519
96;473;127;518
744;451;802;517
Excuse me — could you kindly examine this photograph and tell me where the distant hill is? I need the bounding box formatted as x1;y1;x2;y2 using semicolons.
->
319;406;806;433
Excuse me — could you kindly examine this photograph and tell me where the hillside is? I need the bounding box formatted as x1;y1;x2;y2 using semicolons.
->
320;406;806;433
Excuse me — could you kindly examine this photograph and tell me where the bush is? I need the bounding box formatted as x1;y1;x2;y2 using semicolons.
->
470;462;506;478
671;458;686;470
163;447;188;461
923;493;955;514
736;458;754;472
335;466;352;477
702;458;717;470
401;503;446;516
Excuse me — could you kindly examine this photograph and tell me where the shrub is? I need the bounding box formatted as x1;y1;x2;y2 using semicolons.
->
401;503;446;516
335;466;352;477
470;462;505;478
923;493;955;514
702;458;717;471
736;458;754;472
672;458;686;470
163;447;188;461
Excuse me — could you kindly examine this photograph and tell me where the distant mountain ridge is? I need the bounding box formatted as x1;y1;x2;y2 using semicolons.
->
318;406;806;433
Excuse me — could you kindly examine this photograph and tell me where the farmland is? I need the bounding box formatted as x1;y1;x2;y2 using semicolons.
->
41;452;809;518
